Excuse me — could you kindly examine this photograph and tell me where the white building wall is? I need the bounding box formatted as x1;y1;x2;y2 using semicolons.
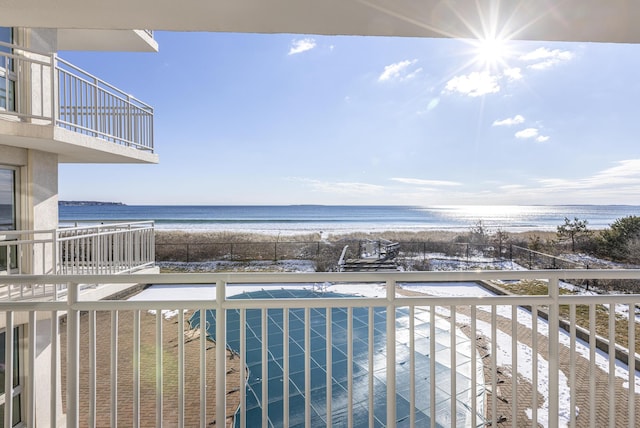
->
2;120;60;427
26;149;58;275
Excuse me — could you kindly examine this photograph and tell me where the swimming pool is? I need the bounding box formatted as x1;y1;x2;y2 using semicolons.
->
190;287;486;427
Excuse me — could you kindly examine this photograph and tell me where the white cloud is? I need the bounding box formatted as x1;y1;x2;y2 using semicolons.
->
288;38;316;55
591;159;640;185
444;71;500;97
537;159;640;192
493;115;525;127
296;178;384;195
515;128;540;139
520;47;574;70
536;135;550;142
391;177;461;187
503;67;523;80
404;67;423;80
378;59;419;82
500;184;526;190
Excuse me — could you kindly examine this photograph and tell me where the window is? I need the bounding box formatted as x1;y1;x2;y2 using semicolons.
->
0;168;16;231
0;27;15;112
0;327;22;427
0;168;17;272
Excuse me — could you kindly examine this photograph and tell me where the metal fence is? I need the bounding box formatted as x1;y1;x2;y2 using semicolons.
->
156;240;585;268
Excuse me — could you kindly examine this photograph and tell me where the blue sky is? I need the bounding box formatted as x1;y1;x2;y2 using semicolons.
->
59;32;640;205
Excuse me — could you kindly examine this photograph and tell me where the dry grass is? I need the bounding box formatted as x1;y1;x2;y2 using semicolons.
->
156;229;560;245
498;279;640;355
155;230;321;244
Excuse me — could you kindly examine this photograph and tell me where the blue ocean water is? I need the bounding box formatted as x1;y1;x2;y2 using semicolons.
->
58;204;640;233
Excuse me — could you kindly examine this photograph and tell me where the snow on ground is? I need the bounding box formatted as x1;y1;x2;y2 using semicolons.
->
407;283;640;387
405;253;527;271
560;253;629;269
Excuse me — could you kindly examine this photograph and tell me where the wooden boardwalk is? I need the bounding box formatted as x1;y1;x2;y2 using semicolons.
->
340;258;399;272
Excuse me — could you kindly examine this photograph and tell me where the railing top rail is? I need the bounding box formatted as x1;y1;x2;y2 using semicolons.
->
0;40;52;58
0;46;53;68
2;222;153;236
57;221;154;232
1;269;639;286
57;229;153;241
0;237;55;246
0;228;57;236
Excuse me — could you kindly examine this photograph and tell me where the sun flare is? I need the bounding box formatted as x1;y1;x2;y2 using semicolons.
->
473;37;511;70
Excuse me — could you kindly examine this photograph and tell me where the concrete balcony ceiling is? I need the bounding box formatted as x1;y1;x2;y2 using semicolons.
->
1;0;640;44
0;121;159;163
57;29;158;52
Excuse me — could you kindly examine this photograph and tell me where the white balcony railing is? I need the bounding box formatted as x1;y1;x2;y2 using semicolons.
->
1;270;638;427
0;41;154;152
0;222;154;299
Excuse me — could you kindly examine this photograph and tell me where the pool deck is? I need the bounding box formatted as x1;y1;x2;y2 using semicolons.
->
61;310;242;427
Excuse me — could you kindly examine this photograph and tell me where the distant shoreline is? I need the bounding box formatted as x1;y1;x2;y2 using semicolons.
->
59;201;125;207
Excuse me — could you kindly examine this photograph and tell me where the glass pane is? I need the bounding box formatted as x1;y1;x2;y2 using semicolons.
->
0;329;20;394
0;27;12;72
0;27;11;44
12;394;21;426
0;169;15;231
0;245;18;271
12;332;18;389
0;78;6;110
0;396;23;427
0;79;15;112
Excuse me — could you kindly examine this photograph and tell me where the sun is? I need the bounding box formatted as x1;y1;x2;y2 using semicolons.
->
472;37;513;71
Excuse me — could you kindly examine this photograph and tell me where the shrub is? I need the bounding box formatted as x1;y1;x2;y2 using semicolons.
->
598;215;640;263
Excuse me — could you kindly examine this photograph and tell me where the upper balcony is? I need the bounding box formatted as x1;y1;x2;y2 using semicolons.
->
0;41;158;164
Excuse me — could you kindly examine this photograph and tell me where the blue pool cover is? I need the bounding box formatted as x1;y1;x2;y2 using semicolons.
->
189;287;485;427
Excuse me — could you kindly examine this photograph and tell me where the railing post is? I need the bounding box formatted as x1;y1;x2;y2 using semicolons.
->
28;311;37;427
548;275;560;428
150;223;156;265
127;94;132;144
51;53;57;125
128;224;133;272
216;280;226;427
94;78;99;138
67;281;80;427
52;230;58;275
50;310;59;428
4;312;14;428
386;279;396;427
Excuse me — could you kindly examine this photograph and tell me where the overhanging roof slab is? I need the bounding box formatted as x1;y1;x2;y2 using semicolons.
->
1;0;640;44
